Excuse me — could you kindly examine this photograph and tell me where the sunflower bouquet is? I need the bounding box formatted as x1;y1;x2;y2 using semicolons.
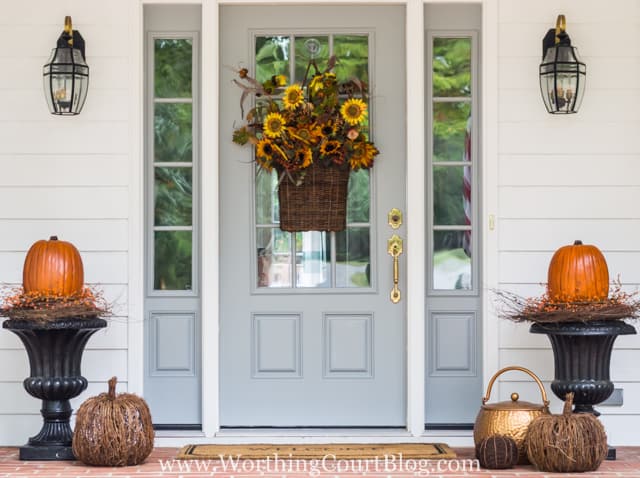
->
231;55;379;186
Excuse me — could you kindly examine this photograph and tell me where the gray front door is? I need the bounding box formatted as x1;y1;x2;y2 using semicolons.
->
219;5;407;427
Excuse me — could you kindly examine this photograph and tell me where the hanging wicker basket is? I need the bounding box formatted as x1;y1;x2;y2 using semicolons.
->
278;162;350;232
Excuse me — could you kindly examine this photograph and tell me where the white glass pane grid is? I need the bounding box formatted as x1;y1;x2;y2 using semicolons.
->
151;35;196;294
429;34;475;293
253;33;372;290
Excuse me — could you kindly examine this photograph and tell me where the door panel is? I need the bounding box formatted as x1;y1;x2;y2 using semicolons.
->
219;5;406;427
424;3;482;427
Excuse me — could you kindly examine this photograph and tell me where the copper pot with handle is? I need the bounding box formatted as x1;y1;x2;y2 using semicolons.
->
474;366;550;464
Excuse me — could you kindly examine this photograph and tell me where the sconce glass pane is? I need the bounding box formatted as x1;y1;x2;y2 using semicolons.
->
154;39;193;98
255;36;290;84
43;48;89;115
154;103;193;162
540;45;586;113
433;37;471;97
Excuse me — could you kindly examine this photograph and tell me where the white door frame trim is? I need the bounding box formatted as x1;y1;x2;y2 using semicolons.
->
131;0;498;442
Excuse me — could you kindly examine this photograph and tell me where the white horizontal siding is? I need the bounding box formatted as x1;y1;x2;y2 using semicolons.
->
0;156;129;187
500;219;640;251
499;123;640;155
500;156;640;187
0;188;128;219
0;220;128;251
0;0;133;447
499;187;640;219
495;0;640;445
498;1;639;24
0;122;130;155
500;89;640;123
499;22;640;58
0;90;130;122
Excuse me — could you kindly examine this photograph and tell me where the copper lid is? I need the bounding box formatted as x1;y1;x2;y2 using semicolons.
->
482;392;547;412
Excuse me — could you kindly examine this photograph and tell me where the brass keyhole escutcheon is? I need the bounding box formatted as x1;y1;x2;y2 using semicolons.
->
388;208;402;229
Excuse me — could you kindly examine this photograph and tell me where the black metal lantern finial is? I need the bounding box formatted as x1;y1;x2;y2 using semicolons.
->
539;15;586;114
43;16;89;115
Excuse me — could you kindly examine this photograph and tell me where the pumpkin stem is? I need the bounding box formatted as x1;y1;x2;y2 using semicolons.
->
108;376;118;399
563;392;574;416
50;236;58;241
573;240;583;245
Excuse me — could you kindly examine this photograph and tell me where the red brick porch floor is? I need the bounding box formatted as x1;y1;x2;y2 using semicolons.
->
1;447;639;477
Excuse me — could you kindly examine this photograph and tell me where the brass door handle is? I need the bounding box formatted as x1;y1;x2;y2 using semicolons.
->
387;234;403;303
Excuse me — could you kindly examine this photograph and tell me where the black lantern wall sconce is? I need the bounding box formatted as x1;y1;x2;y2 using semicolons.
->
43;16;89;115
539;15;586;114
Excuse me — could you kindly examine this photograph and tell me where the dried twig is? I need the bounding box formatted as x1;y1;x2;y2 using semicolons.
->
494;283;640;324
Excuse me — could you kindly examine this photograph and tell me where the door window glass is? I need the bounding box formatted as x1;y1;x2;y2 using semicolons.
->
254;34;371;289
429;36;473;291
151;37;195;291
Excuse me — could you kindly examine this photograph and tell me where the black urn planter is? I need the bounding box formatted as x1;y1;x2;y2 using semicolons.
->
2;317;107;461
530;320;636;460
530;320;636;414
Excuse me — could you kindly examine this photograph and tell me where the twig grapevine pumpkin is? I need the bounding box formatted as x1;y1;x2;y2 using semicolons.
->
73;377;154;466
23;236;84;296
525;393;608;472
547;240;609;302
477;435;518;469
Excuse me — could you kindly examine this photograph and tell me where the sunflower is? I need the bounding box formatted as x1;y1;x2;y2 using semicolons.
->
283;84;304;110
263;112;286;138
320;140;341;157
319;121;338;138
341;98;368;125
288;124;320;145
349;141;379;170
255;139;275;171
293;147;313;169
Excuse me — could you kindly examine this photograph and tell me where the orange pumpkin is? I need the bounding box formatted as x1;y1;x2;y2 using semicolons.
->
547;240;609;302
23;236;84;296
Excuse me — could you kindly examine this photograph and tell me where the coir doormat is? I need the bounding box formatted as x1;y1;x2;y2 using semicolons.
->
177;443;456;460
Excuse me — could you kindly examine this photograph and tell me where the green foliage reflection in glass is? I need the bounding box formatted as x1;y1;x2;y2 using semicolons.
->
154;39;192;98
254;35;372;289
154;231;192;290
433;38;471;97
154;103;193;162
153;38;194;291
255;36;290;84
154;167;193;226
432;37;472;290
